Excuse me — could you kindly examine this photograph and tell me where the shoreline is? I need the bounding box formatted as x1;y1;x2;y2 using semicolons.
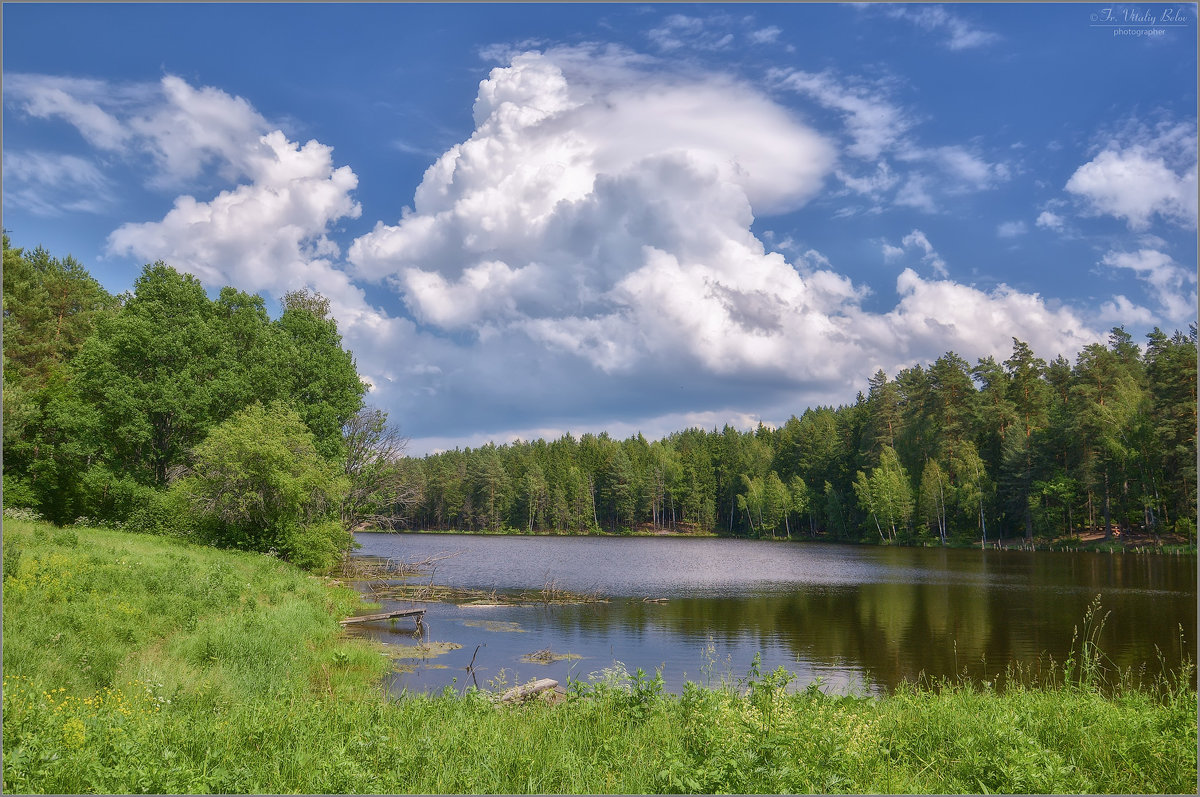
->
364;526;1198;553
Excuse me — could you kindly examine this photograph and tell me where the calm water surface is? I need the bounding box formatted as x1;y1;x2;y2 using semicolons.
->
349;533;1196;695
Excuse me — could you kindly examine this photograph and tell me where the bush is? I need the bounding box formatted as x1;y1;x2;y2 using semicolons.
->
280;520;355;574
1175;516;1196;541
124;487;191;536
172;401;350;570
1;472;39;513
75;465;159;525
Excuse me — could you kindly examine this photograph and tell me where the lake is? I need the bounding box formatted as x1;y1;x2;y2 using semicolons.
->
348;533;1196;696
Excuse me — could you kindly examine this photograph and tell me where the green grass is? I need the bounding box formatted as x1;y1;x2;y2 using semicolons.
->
3;517;1196;794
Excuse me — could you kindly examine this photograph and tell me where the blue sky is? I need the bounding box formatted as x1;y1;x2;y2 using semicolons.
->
4;3;1197;453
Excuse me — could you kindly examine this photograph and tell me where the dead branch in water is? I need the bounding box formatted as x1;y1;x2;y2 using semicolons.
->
341;550;464;601
341;550;464;580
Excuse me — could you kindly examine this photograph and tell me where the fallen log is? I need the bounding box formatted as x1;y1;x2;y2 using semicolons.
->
499;678;559;703
339;608;425;625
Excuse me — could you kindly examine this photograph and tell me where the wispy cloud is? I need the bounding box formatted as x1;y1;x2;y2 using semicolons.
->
770;68;913;161
1101;249;1197;322
882;5;1000;50
997;220;1027;238
772;67;1010;213
3;150;114;216
899;229;949;277
646;14;734;52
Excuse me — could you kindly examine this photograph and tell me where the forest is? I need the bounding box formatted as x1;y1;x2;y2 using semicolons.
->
3;237;1196;558
408;323;1196;544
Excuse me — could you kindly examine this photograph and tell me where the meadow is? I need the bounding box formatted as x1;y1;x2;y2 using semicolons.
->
3;516;1195;794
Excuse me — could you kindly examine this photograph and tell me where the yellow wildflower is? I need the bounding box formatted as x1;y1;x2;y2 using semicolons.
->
61;716;86;747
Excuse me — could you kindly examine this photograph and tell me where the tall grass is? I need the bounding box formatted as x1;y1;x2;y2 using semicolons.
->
3;517;1196;794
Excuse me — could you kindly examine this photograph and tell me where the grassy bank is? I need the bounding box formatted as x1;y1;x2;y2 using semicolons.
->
3;518;1196;794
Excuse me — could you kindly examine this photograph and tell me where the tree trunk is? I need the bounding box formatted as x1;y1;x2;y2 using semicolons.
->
1103;471;1112;541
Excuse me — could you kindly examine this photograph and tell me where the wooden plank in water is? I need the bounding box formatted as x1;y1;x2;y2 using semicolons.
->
340;608;426;625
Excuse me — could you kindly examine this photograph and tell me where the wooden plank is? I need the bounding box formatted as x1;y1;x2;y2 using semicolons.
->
499;678;559;703
340;608;426;625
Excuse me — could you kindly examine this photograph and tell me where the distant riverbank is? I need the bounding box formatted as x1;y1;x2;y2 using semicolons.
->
380;525;1198;554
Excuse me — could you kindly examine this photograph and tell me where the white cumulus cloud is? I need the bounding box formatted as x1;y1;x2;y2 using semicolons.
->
345;47;1099;440
108;130;362;299
1097;295;1157;326
1065;122;1198;230
1035;210;1064;231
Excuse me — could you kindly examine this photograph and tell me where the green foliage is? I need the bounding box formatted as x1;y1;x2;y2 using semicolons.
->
279;519;353;573
277;289;367;460
2;471;39;511
2;236;118;391
70;264;230;486
404;331;1194;545
853;446;913;542
173;402;349;569
3;245;367;540
124;485;191;537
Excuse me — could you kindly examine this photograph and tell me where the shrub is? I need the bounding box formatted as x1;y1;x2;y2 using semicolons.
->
124;487;190;537
172;401;350;570
75;465;161;526
1;472;39;512
280;520;354;574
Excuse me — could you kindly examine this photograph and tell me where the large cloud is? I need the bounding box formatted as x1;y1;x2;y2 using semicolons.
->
346;48;1100;449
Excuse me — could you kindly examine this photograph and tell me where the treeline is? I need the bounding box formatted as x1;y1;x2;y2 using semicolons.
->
2;238;410;570
4;239;1196;550
408;334;1196;544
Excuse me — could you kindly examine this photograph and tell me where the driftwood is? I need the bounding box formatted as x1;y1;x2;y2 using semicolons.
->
499;678;559;703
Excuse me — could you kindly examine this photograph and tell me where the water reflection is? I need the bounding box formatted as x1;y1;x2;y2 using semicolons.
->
351;533;1196;695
